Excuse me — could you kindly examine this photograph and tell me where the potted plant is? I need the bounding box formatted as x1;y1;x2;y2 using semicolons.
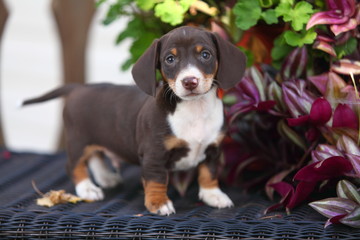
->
97;0;360;228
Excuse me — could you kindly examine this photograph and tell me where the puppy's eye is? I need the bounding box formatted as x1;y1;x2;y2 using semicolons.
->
165;55;175;64
201;50;211;60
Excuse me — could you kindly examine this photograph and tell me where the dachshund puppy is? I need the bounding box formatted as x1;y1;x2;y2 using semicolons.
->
23;26;246;215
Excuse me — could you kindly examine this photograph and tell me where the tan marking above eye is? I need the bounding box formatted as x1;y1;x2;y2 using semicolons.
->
196;45;203;53
170;48;177;56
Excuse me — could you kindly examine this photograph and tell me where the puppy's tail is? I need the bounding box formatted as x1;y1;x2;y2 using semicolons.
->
21;84;81;106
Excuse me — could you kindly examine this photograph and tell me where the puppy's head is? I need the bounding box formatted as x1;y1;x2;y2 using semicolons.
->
132;26;246;99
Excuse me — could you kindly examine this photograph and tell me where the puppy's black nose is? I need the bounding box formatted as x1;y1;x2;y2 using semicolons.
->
182;77;198;90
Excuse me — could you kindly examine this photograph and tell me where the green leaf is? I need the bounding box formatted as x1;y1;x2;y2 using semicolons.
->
130;33;158;59
222;94;238;105
281;0;294;5
259;0;273;8
102;3;121;25
276;1;314;31
116;14;163;71
271;34;293;60
101;0;133;25
233;0;261;30
334;37;358;59
275;1;291;18
121;58;133;71
271;33;294;69
179;0;194;9
96;0;107;8
314;0;325;9
135;0;156;10
154;0;193;26
290;2;314;31
337;180;360;204
238;46;254;67
115;17;143;44
284;30;317;47
261;9;278;25
121;31;159;70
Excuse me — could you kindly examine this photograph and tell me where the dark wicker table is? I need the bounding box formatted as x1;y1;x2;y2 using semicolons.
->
0;149;359;239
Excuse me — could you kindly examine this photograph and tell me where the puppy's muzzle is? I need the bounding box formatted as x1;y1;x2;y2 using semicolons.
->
182;76;199;91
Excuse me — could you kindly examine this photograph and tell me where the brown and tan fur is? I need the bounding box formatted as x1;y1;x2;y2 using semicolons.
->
22;26;246;215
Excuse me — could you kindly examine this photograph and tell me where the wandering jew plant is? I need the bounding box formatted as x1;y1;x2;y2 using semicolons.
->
98;0;360;227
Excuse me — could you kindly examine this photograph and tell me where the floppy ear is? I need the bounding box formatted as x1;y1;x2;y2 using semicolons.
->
131;39;160;97
212;33;247;90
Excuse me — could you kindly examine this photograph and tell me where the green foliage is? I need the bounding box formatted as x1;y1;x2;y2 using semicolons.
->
154;0;195;26
334;37;358;59
98;0;352;77
284;29;317;47
271;33;294;69
97;1;360;229
275;1;314;31
116;16;165;70
261;9;278;25
95;0;107;7
233;0;262;30
99;0;196;27
233;0;314;37
136;0;195;26
136;0;156;11
233;0;280;30
238;46;255;67
259;0;274;8
97;0;133;25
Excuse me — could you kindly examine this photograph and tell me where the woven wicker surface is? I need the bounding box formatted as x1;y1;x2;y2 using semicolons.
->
0;149;359;239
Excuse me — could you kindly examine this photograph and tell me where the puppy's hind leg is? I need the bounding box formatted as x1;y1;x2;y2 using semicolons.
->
70;146;105;201
88;151;123;189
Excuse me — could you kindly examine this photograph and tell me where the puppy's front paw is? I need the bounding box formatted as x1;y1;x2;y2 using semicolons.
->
146;199;176;216
76;179;104;201
199;188;234;209
157;200;176;216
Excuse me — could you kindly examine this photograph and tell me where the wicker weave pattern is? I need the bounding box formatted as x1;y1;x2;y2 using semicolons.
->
0;150;359;239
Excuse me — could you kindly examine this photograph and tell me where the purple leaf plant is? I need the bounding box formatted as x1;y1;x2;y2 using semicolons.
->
223;0;360;228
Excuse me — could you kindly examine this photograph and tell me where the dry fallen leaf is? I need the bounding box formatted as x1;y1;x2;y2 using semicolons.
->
36;190;84;207
32;180;87;207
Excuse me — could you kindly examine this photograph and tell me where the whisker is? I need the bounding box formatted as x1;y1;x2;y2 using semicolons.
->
205;78;220;88
212;81;220;89
164;85;176;105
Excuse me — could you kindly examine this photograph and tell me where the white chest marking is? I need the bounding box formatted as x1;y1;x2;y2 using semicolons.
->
167;89;223;170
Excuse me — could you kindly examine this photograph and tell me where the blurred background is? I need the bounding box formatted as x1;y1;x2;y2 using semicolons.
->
1;0;132;153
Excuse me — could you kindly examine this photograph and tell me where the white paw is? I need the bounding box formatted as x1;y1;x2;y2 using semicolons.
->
75;179;104;201
95;172;122;189
157;200;176;216
199;188;234;209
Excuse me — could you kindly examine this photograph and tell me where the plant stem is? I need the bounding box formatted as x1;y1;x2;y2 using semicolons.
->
296;140;318;169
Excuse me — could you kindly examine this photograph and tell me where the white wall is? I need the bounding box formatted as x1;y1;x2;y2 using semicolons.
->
1;0;132;153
